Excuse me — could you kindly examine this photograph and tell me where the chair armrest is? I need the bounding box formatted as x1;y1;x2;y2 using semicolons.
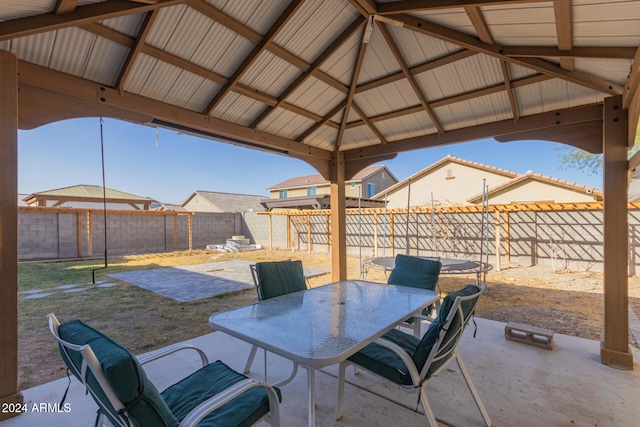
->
137;343;209;368
413;313;436;323
372;337;422;386
178;378;281;427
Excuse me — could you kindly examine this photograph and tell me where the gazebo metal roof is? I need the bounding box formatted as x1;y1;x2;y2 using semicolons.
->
0;0;639;418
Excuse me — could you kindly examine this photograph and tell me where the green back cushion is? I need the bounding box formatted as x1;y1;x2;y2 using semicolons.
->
162;360;281;427
412;284;480;376
58;320;178;427
255;260;307;300
387;255;441;291
346;329;419;386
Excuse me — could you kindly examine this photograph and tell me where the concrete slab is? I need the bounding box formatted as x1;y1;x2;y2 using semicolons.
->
2;318;639;427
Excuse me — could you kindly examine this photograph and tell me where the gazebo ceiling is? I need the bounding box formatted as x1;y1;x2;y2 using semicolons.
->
1;0;639;177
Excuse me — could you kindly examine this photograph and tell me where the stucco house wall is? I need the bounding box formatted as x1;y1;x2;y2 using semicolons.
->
486;180;600;204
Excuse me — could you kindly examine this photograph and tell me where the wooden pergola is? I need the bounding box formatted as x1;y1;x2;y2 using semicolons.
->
1;0;639;418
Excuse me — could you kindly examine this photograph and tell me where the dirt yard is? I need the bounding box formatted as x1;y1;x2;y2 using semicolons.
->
18;249;640;389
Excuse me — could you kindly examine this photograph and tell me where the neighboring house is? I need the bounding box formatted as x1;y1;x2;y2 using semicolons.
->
181;191;266;213
267;165;398;200
260;194;384;211
22;185;156;210
151;203;187;212
375;155;602;208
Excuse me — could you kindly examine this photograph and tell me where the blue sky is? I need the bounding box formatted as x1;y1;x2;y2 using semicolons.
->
18;117;603;204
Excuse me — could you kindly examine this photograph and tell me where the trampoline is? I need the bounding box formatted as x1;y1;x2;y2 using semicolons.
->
362;256;492;279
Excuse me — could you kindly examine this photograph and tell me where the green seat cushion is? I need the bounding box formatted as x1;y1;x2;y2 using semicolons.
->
387;255;441;291
162;360;281;427
58;320;178;427
347;329;419;386
256;260;307;300
412;284;480;376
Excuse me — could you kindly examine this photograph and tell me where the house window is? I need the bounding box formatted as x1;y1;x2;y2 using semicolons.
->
279;190;288;198
367;183;375;198
351;183;356;189
307;187;317;196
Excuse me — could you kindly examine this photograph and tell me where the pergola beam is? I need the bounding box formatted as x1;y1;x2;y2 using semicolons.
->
378;0;549;15
115;10;158;90
54;0;78;15
554;0;574;71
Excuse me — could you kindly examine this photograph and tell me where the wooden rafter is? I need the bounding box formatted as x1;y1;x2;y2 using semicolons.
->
390;13;624;95
348;0;377;16
115;10;158;91
335;17;372;149
250;16;365;129
464;6;519;119
378;22;444;134
624;46;640;109
204;0;305;115
554;0;574;71
501;46;636;60
0;0;188;41
351;102;388;144
54;0;77;15
297;100;347;143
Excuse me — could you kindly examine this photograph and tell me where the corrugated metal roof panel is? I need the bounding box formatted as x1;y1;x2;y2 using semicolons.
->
163;71;207;109
83;37;128;86
483;3;557;46
101;12;143;37
377;111;437;142
48;27;96;77
139;60;182;101
185;79;221;112
123;53;156;94
240;51;301;96
388;24;462;68
320;28;362;84
508;63;539;80
574;0;640;47
213;92;264;126
418;64;463;101
6;32;54;66
302;125;337;150
288;77;345;117
147;4;188;48
339;126;379;150
0;0;104;21
189;23;255;77
358;24;401;82
275;0;357;63
354;80;419;117
575;59;633;86
410;9;475;36
220;0;289;34
260;108;314;140
163;6;213;60
455;55;504;92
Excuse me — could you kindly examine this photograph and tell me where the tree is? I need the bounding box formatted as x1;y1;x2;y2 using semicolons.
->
559;123;640;174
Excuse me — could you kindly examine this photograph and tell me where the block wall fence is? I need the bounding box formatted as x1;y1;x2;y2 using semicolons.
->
17;204;640;275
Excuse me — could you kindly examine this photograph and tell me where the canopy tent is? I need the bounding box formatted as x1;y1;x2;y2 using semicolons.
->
1;0;639;418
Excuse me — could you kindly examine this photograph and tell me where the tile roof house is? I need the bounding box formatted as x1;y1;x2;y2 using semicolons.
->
374;155;602;207
22;185;156;210
181;191;266;213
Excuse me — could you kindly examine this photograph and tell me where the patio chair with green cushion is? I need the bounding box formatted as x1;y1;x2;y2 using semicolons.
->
387;254;443;337
244;259;308;382
47;313;282;427
335;283;491;427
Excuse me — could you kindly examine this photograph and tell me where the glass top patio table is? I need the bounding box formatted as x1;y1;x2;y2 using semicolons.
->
208;280;439;427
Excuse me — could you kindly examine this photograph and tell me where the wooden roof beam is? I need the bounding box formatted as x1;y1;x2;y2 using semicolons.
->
298;100;348;143
465;6;519;119
336;17;372;149
54;0;78;15
250;16;365;129
0;0;189;41
343;103;604;161
502;46;637;60
392;13;623;95
378;22;444;134
204;0;305;115
554;0;574;71
115;10;158;91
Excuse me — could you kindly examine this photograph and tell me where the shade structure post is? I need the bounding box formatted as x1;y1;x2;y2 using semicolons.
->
0;49;23;421
601;95;633;369
331;152;347;281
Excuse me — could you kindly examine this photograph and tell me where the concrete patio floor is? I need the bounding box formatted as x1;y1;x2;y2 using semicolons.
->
2;318;639;427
